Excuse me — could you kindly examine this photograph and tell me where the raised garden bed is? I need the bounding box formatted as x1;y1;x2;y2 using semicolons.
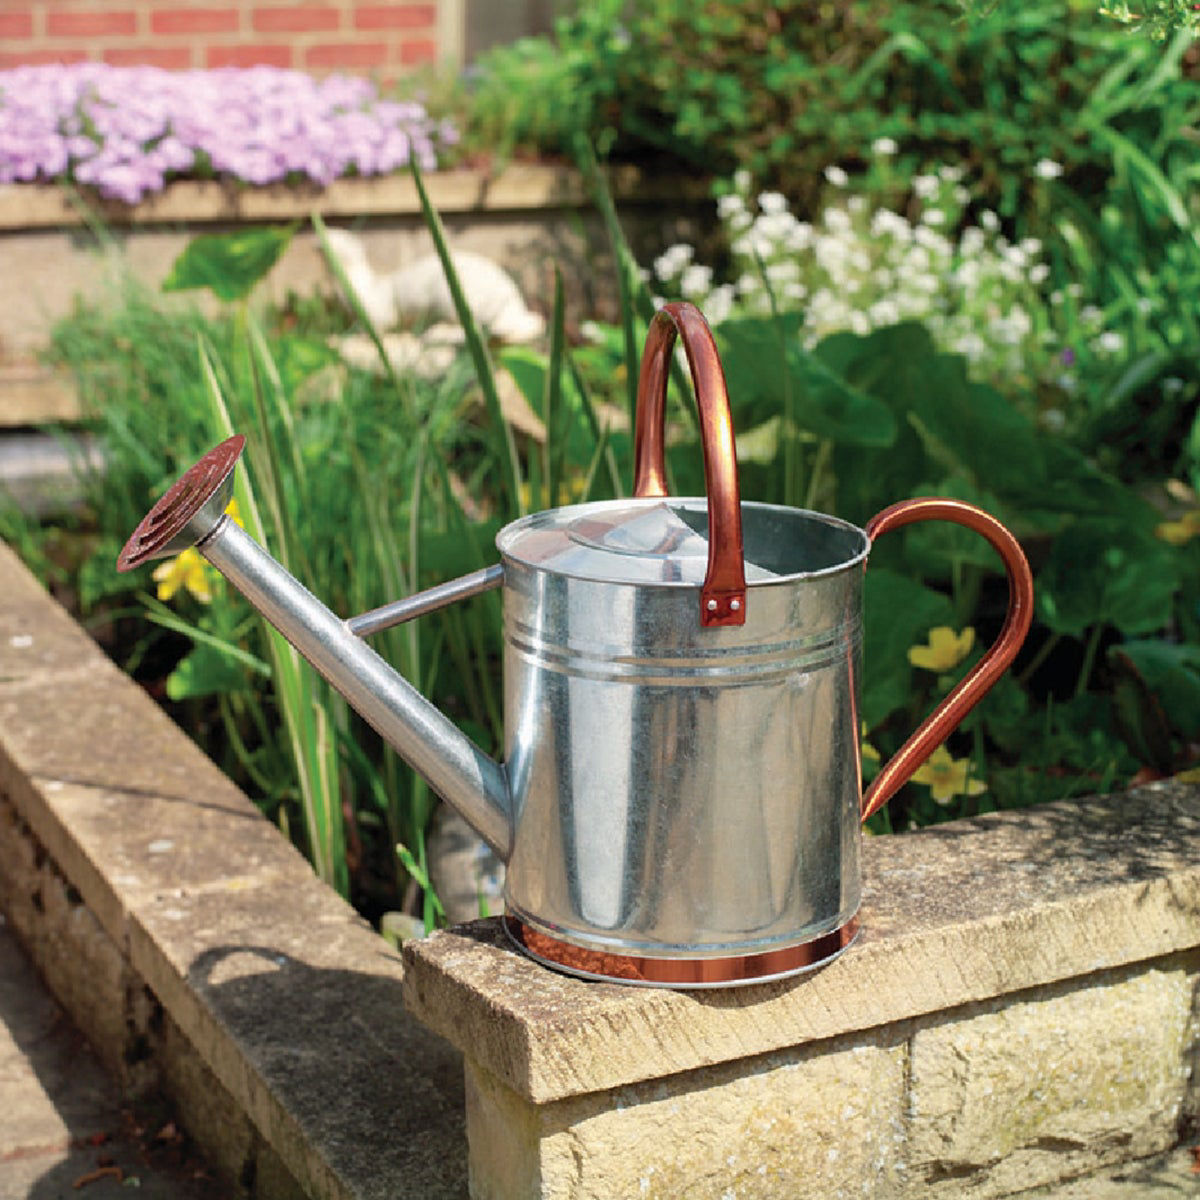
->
2;538;1199;1198
0;164;712;367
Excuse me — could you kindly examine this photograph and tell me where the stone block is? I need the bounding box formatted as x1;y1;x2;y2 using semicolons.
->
466;1032;908;1200
907;963;1197;1197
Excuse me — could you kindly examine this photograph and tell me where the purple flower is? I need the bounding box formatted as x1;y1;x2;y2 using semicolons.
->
0;63;455;202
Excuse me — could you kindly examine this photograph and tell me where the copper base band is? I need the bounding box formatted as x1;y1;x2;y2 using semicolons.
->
504;916;860;988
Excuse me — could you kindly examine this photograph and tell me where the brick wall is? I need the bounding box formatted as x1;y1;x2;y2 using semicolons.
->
0;1;448;75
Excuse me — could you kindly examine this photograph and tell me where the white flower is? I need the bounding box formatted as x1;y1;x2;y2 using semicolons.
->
955;332;986;360
1029;263;1050;284
717;193;745;219
923;208;946;226
1096;330;1125;354
654;243;693;279
869;299;901;325
913;174;940;199
953;185;970;206
823;206;853;234
824;164;849;187
1034;158;1064;180
979;209;1000;232
938;164;964;183
960;227;985;256
757;191;788;215
871;209;911;241
848;195;867;214
872;136;899;156
680;263;713;299
705;284;736;325
765;260;800;283
849;311;871;335
784;221;813;252
1020;237;1042;256
733;168;752;194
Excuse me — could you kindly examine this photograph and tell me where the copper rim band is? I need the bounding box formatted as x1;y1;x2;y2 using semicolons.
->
505;916;860;986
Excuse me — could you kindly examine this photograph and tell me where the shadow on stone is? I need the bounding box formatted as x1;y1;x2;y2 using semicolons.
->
184;944;468;1199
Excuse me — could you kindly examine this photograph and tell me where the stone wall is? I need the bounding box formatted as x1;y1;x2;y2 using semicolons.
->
404;788;1200;1198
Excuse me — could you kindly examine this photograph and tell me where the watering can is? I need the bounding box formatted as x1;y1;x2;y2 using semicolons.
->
118;302;1033;988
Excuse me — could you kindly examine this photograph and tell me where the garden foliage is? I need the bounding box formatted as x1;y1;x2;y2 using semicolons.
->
2;0;1198;911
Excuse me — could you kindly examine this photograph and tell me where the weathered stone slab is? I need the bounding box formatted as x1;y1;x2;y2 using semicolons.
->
466;1032;908;1200
403;782;1200;1105
0;541;469;1198
907;961;1196;1196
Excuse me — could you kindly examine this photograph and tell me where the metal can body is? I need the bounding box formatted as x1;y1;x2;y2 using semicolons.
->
499;501;868;981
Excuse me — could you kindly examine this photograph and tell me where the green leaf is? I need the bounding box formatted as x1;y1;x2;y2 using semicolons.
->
1111;640;1200;739
716;316;897;447
862;567;955;729
1036;518;1180;638
166;642;249;701
162;227;296;302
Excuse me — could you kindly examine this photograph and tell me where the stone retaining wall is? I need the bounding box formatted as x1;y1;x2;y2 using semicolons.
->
2;532;1199;1198
0;166;711;361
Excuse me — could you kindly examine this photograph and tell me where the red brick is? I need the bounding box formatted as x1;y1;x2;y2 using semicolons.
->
354;4;434;31
398;36;436;65
46;9;137;37
304;40;386;68
0;48;92;67
150;7;240;35
104;46;194;68
252;5;339;32
0;11;34;39
206;43;293;68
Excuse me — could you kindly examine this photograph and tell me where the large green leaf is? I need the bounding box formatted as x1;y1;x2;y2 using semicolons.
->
1036;518;1180;637
166;642;248;701
862;567;955;729
716;316;896;447
901;475;1014;578
1110;640;1200;738
162;226;296;301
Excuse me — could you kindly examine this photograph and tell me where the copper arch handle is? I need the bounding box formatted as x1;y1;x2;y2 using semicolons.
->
860;497;1034;822
633;302;747;627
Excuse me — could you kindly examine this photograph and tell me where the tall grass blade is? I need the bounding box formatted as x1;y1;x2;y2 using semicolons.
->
408;159;524;516
196;336;348;895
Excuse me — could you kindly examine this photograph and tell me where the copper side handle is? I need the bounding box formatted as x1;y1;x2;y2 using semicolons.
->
860;497;1034;822
633;302;747;627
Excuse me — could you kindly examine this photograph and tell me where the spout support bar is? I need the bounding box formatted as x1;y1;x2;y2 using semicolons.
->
347;564;504;638
199;519;512;859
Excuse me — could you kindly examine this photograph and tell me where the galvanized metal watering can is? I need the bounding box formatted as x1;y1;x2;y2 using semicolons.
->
118;302;1033;988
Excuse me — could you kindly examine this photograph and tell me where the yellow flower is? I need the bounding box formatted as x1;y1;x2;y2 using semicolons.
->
1155;510;1200;546
861;721;880;763
911;746;986;805
152;548;212;603
908;626;975;672
149;500;239;604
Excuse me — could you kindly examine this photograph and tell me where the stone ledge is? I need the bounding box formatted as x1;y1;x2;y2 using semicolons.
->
403;782;1200;1106
0;538;467;1198
0;164;707;231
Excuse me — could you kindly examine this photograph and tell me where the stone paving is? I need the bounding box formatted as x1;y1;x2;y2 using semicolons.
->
0;917;222;1200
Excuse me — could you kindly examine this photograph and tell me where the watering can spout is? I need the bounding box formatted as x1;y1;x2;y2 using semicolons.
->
116;437;513;860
